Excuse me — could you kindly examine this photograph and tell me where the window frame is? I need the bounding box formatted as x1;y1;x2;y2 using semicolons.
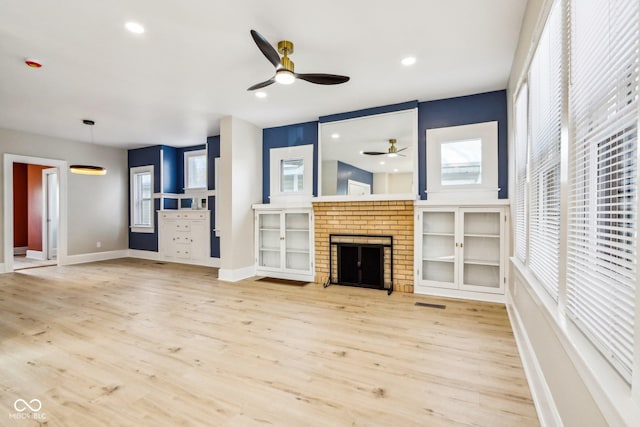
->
184;149;207;192
426;121;499;201
130;165;155;233
269;144;314;202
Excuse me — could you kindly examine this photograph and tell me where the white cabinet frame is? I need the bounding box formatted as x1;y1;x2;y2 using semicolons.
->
415;204;507;303
255;207;314;282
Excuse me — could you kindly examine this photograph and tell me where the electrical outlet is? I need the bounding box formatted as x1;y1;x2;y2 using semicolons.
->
96;241;102;248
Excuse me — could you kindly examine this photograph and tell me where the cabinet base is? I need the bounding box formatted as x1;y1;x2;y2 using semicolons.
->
414;285;506;304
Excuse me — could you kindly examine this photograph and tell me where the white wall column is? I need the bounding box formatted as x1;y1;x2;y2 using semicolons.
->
218;116;262;281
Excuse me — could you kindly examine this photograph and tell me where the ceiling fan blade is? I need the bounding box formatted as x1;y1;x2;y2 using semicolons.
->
363;151;386;155
250;30;281;69
397;147;408;152
247;77;276;91
295;73;350;85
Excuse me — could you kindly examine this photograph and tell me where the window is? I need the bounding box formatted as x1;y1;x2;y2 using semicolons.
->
280;158;304;192
184;150;207;190
514;84;529;263
130;165;154;232
269;144;313;202
566;0;638;382
440;139;482;185
526;0;562;301
426;121;498;200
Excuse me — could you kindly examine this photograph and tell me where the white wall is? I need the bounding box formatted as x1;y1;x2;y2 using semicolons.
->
218;116;262;281
373;172;412;194
0;128;128;264
506;1;613;425
321;160;337;195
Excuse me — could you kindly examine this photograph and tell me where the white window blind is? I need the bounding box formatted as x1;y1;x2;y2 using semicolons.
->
567;0;638;382
527;0;562;300
515;84;529;263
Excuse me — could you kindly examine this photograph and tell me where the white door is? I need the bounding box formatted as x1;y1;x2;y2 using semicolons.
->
43;168;58;260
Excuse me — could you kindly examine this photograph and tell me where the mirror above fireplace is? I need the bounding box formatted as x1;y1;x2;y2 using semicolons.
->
319;108;418;197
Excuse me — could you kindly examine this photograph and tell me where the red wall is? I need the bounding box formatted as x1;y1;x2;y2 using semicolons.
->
13;163;28;248
27;164;48;252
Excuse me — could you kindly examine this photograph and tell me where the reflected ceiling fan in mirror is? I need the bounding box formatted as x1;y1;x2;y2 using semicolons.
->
363;139;407;157
247;30;350;91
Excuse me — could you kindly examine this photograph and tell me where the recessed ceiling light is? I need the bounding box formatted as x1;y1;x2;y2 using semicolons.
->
125;21;145;34
393;168;399;172
331;133;340;139
401;56;417;66
255;91;267;99
380;161;385;165
359;150;364;155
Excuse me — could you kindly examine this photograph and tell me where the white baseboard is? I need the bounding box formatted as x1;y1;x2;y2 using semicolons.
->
218;265;255;282
127;249;161;261
127;250;220;268
26;250;45;260
13;246;27;255
63;250;129;266
506;291;563;427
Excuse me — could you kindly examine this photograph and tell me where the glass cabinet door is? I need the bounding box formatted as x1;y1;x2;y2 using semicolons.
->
284;212;310;271
258;213;281;269
460;210;502;292
421;211;456;288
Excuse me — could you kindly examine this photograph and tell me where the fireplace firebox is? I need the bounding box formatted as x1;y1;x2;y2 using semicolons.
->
328;234;393;294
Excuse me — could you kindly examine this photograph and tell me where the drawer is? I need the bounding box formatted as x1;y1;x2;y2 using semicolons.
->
169;244;191;259
180;211;209;220
174;220;191;232
168;234;190;244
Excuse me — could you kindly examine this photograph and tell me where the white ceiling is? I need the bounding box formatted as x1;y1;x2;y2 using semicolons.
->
0;0;527;149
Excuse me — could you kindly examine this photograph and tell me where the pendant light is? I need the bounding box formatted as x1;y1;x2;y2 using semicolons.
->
70;119;107;176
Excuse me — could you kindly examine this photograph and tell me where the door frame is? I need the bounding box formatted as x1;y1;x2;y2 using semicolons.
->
42;168;59;260
3;154;68;272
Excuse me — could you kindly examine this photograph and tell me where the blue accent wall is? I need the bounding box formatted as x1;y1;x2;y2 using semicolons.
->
418;90;508;199
207;136;221;258
262;121;318;203
336;161;373;195
128;146;161;252
319;100;419;123
161;146;179;209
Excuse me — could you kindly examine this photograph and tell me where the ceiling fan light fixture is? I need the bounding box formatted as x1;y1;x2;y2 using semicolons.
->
275;69;295;85
388;153;398;158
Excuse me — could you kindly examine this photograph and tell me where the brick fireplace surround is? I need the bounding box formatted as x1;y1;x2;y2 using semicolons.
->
312;200;414;293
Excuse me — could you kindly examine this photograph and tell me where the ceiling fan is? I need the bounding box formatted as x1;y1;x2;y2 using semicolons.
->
247;29;350;91
363;139;407;157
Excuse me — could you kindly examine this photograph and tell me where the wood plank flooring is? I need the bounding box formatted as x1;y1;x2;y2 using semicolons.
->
0;258;539;426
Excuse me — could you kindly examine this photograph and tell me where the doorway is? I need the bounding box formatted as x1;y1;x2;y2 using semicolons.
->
3;154;68;272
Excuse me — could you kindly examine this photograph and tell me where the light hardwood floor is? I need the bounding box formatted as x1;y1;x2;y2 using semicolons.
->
0;259;539;426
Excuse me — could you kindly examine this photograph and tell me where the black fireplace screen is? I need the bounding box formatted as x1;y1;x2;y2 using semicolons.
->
329;234;393;294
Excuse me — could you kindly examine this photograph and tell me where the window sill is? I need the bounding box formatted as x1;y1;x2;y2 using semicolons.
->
510;258;636;427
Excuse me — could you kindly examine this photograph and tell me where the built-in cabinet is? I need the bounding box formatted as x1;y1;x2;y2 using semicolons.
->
415;204;507;302
159;210;210;263
254;206;314;282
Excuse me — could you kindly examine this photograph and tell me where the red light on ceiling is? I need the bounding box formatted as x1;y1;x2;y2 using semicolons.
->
24;58;42;68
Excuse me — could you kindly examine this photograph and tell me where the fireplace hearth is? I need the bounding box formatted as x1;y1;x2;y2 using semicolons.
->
329;234;393;294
